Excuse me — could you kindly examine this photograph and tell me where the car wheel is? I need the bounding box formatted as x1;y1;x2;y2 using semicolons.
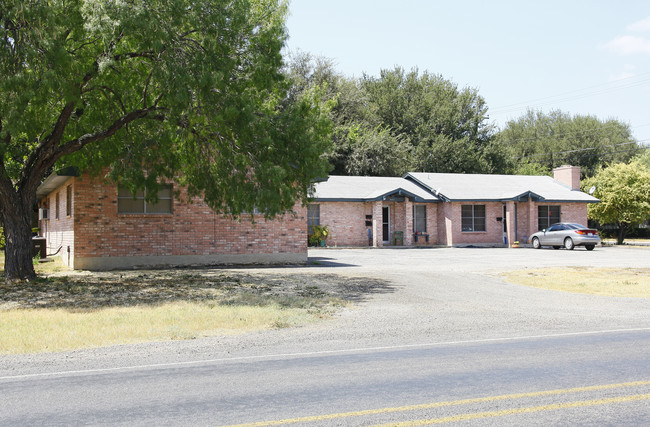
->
532;237;541;249
553;246;561;250
585;244;595;251
564;237;575;250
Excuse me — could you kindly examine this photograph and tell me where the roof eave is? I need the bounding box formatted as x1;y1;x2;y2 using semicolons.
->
36;168;80;198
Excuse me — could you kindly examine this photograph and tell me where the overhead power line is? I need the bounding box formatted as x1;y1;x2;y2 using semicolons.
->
516;141;650;163
496;122;650;146
515;141;641;160
490;72;650;116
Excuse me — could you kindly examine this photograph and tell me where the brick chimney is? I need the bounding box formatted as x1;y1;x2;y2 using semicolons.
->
553;165;581;190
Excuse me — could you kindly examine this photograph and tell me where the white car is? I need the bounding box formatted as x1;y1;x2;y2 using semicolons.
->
530;223;601;250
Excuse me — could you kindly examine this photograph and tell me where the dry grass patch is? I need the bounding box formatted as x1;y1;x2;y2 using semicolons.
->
0;302;319;354
501;267;650;298
0;259;393;354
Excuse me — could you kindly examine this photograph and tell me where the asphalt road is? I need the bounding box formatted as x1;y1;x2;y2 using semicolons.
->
1;246;650;425
2;329;649;426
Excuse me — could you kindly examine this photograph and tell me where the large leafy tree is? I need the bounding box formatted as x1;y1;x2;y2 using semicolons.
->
361;67;502;174
286;58;504;176
582;161;650;244
495;109;639;177
0;0;332;281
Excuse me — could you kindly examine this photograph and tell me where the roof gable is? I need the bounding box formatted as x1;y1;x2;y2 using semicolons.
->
311;176;439;202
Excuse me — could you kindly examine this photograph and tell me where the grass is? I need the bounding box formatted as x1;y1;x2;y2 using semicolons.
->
0;302;322;354
501;267;650;298
0;254;391;354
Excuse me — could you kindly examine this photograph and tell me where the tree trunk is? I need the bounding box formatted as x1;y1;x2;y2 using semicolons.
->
616;223;627;245
2;202;36;282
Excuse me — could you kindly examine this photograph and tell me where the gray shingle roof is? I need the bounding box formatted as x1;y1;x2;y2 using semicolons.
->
405;172;599;203
312;176;439;202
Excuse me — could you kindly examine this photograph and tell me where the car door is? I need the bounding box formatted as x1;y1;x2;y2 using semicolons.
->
544;224;563;245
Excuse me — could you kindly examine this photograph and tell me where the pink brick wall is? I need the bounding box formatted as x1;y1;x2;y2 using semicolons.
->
442;202;504;246
434;201;590;247
320;202;372;246
322;199;590;248
43;174;307;269
41;178;75;266
319;201;437;247
558;203;588;225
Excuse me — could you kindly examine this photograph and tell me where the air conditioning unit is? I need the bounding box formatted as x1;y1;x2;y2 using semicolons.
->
38;208;49;220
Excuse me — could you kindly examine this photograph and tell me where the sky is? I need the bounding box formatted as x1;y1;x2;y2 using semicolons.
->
284;0;650;146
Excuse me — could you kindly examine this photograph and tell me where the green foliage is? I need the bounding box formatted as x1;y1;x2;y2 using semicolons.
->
1;0;333;280
345;126;411;176
633;150;650;169
284;57;504;176
495;109;639;177
308;224;329;246
361;67;499;174
582;161;650;243
1;0;331;216
0;227;4;249
513;161;551;176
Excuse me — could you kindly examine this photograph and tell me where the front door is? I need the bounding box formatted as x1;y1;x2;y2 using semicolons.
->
382;206;390;243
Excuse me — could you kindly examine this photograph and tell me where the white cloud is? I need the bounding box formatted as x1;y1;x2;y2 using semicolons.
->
627;16;650;32
603;35;650;55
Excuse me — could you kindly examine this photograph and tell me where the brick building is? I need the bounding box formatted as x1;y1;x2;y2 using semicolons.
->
37;172;307;270
310;166;598;248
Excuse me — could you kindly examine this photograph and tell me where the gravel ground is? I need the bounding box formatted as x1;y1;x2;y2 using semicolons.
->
2;246;649;377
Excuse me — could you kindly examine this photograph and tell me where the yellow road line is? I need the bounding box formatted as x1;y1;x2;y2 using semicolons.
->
376;393;650;426
222;380;650;427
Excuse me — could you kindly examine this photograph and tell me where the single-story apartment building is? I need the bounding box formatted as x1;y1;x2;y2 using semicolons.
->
310;165;598;247
37;171;307;270
36;165;597;270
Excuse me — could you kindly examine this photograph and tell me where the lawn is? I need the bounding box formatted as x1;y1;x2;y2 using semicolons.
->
501;267;650;298
0;255;388;354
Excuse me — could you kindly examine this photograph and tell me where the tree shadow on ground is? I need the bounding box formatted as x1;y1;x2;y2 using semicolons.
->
0;270;395;311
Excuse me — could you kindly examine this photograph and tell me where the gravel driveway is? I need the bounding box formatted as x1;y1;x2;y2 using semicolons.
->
2;246;650;376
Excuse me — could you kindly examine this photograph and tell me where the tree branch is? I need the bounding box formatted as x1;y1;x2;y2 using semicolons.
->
55;106;167;158
142;70;154;108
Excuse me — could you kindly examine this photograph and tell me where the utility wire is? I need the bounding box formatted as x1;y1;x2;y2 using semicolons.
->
515;141;643;160
517;144;649;164
495;122;648;145
490;72;650;116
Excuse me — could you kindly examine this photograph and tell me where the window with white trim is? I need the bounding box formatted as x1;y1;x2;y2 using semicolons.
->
118;185;173;214
413;205;427;233
538;205;560;231
461;205;486;232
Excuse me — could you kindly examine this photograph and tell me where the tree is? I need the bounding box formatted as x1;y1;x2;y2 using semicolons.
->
495;109;639;177
582;162;650;244
361;67;499;174
345;126;411;176
0;0;332;281
634;149;650;169
284;51;368;175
